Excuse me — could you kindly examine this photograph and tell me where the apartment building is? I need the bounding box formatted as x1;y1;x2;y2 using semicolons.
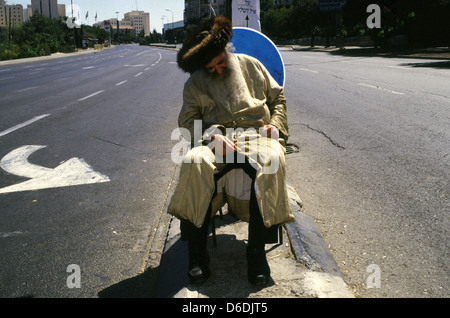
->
57;4;65;18
0;0;24;27
123;11;150;36
31;0;58;19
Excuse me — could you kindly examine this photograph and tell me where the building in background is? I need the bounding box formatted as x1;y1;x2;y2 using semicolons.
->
23;5;33;21
57;4;65;18
95;10;150;36
163;20;184;32
31;0;58;19
98;18;137;36
123;11;150;36
0;0;24;27
184;0;231;22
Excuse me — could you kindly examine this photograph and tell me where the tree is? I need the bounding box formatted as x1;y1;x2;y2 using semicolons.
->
342;0;450;48
2;13;74;59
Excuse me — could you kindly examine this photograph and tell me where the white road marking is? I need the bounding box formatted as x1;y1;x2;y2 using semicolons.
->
135;72;143;77
299;67;319;73
387;65;411;70
0;114;50;138
358;83;404;95
15;86;40;93
0;145;110;194
116;80;128;86
82;66;95;70
0;231;24;238
136;50;151;56
78;90;105;101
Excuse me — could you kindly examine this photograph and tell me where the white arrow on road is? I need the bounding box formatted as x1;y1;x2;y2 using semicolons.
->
0;145;110;194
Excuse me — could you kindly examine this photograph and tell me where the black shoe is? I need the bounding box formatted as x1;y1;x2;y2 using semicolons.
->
246;246;270;286
188;243;211;284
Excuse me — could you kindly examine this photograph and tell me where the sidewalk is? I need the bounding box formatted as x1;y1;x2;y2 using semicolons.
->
0;46;114;67
155;182;354;298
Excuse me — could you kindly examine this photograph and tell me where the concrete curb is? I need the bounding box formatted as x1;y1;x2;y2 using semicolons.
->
285;181;344;279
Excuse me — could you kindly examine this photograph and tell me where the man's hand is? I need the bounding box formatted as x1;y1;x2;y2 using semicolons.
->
260;124;280;140
209;134;236;156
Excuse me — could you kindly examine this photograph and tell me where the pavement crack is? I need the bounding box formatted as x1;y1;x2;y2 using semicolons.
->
300;123;346;149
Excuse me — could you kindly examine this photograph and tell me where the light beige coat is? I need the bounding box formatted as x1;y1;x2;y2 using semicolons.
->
168;53;294;228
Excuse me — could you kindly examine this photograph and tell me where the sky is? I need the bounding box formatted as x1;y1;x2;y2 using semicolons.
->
9;0;185;33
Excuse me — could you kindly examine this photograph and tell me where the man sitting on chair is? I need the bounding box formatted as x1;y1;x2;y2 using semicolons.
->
168;16;294;286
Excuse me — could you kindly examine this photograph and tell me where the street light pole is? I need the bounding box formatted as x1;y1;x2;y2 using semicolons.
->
116;11;119;32
161;16;166;36
165;9;174;30
71;0;76;50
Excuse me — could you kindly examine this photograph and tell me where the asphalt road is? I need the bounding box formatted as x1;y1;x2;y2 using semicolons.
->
281;48;449;297
0;45;448;298
0;45;188;297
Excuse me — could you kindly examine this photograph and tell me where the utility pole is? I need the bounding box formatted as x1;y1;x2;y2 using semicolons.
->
49;0;52;19
8;7;11;47
116;11;119;32
71;0;76;50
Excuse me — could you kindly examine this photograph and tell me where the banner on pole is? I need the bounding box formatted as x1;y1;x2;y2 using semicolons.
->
232;0;261;31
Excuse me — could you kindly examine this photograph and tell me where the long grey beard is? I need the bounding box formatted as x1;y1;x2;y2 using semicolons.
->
204;53;251;115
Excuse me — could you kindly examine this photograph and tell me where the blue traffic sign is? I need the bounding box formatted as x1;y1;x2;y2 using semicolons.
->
231;27;286;87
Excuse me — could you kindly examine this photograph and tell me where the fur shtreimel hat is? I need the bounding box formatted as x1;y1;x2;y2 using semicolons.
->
177;16;232;73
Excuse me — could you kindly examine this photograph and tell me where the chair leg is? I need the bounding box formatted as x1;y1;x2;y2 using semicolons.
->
211;215;217;248
278;226;283;245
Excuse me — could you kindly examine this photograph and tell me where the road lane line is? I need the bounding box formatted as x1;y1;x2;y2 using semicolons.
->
299;67;319;74
116;80;128;86
15;86;40;93
78;90;105;101
0;114;50;138
387;65;411;70
135;72;143;77
358;83;404;95
136;50;150;56
0;231;25;238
